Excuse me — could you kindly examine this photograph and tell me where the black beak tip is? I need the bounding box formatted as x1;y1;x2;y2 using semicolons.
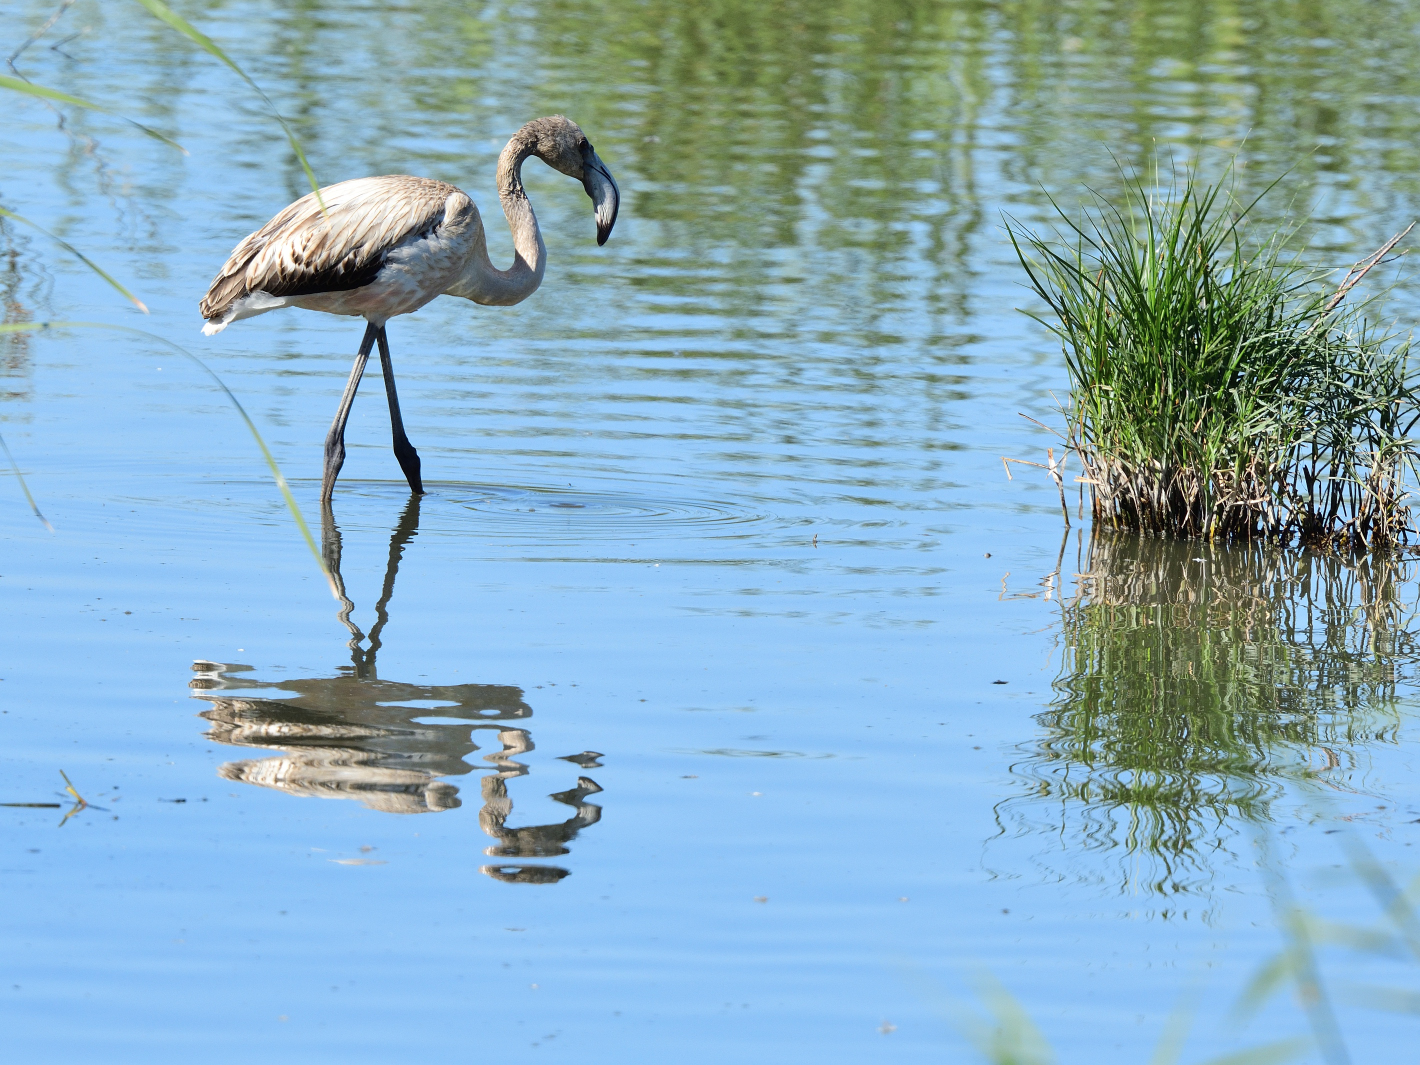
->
597;227;611;247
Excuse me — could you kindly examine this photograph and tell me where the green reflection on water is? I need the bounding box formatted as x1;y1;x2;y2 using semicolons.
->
108;0;1420;335
1003;534;1419;898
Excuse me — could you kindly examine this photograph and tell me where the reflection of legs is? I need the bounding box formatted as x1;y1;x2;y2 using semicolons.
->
322;323;378;502
362;493;422;673
320;501;367;672
376;326;424;494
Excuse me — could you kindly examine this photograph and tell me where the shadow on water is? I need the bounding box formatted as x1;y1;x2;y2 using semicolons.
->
188;495;603;885
994;532;1420;903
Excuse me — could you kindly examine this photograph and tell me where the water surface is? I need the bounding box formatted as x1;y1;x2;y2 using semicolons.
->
5;1;1420;1060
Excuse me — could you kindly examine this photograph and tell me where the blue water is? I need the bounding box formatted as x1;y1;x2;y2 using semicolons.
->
4;1;1420;1060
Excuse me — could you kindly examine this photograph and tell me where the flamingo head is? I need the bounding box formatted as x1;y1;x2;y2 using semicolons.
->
520;115;620;246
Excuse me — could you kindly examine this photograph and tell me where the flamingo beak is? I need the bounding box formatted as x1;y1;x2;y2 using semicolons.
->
581;146;619;246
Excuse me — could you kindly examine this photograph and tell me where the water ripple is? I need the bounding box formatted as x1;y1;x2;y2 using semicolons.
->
437;481;768;543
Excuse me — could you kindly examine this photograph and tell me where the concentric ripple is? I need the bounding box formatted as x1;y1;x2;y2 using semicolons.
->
436;482;767;543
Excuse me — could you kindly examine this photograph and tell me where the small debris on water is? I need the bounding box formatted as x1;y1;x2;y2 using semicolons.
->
359;846;376;853
993;680;1007;684
559;751;604;768
753;896;768;903
550;502;584;508
330;858;387;865
879;1021;897;1035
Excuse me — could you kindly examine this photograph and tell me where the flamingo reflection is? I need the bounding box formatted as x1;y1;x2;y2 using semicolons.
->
189;496;603;882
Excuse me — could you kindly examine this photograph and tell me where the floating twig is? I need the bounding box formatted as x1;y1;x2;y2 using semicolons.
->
57;769;88;827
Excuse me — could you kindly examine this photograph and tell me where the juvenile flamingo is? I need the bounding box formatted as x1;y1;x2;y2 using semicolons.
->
199;115;619;500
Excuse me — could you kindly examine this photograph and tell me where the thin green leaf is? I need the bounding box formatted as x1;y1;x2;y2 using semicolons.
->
1336;983;1420;1015
1192;1036;1312;1065
1147;987;1199;1065
1306;916;1404;957
130;0;323;209
0;321;333;597
1341;834;1420;961
963;970;1056;1065
1229;948;1293;1026
0;429;52;531
0;207;148;313
0;73;186;153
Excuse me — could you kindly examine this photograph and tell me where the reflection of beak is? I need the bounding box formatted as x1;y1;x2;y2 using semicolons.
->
581;147;619;246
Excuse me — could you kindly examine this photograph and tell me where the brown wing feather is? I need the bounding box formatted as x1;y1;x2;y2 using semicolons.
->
200;176;463;321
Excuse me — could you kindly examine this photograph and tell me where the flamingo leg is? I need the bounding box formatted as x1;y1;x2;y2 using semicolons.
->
321;322;378;502
376;326;425;494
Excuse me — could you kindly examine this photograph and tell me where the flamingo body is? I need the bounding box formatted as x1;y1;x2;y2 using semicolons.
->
198;116;620;500
201;177;479;333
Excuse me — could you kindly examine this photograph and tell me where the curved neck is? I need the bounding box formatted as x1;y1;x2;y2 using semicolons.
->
448;134;547;306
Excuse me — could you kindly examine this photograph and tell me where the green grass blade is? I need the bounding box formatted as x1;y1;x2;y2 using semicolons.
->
1192;1037;1312;1065
0;207;148;313
964;970;1056;1065
1146;987;1199;1065
130;0;324;208
0;321;334;597
0;73;187;153
1340;833;1420;961
1230;948;1293;1024
1337;983;1420;1014
0;428;53;531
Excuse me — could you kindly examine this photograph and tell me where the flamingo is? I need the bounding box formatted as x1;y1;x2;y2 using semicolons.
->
199;115;619;500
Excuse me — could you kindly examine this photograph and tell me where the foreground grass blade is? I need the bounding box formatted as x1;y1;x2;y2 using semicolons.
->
0;206;148;313
1340;833;1420;961
1193;1038;1311;1065
0;321;335;597
1147;988;1199;1065
1256;833;1352;1065
0;73;187;153
1232;950;1294;1024
0;428;53;531
131;0;323;208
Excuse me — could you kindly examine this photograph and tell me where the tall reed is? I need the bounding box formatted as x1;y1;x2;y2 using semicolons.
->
1007;167;1420;550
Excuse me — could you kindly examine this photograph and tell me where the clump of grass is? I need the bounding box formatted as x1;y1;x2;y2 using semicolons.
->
1007;165;1420;550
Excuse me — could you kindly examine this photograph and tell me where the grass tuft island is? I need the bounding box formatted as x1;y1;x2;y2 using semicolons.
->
1008;167;1420;551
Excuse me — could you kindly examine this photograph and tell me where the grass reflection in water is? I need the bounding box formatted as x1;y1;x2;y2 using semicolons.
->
1001;534;1420;898
187;498;603;885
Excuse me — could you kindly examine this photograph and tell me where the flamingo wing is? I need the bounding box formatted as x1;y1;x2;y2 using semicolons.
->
200;176;463;324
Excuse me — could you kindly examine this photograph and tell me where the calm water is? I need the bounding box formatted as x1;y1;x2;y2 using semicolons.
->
6;1;1420;1060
